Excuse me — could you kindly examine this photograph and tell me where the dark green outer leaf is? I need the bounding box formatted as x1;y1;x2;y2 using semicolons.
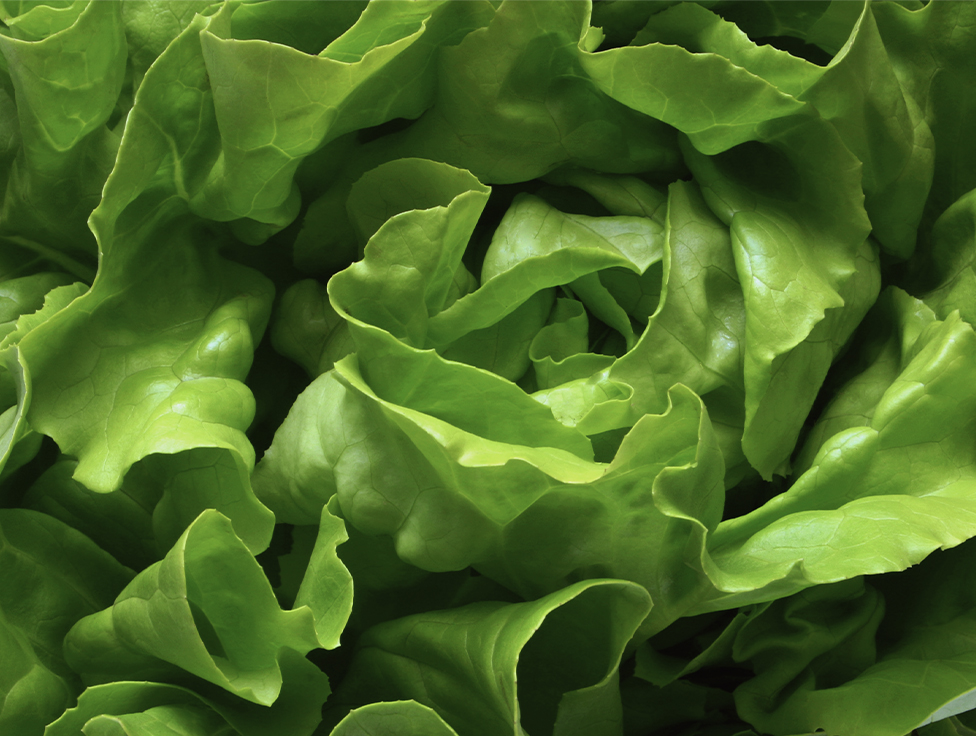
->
331;579;651;736
0;509;133;736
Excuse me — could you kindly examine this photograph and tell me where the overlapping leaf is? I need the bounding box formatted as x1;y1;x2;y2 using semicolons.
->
0;510;132;736
698;288;976;610
0;2;975;735
330;580;651;736
64;509;351;707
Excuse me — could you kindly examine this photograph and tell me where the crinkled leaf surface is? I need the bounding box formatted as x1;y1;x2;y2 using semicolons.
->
256;353;720;637
580;11;879;477
1;3;975;736
429;192;661;349
20;204;274;512
639;2;932;259
919;188;976;325
381;0;682;184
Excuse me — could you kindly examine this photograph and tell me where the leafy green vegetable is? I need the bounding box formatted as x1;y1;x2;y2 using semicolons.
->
0;509;132;736
0;1;975;735
328;579;651;736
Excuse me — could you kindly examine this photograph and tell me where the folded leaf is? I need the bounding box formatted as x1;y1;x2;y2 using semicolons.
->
256;349;723;637
330;158;490;348
121;1;215;91
581;15;880;477
429;193;662;347
698;288;976;610
609;180;745;420
640;2;933;258
24;449;278;567
45;652;329;736
64;510;340;706
729;542;976;736
0;274;76;480
226;1;366;57
271;279;353;379
382;0;681;184
20;206;273;500
533;180;747;473
530;298;614;390
22;459;158;571
331;579;651;736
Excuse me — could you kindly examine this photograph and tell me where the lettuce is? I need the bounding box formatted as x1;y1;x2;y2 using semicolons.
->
2;1;976;735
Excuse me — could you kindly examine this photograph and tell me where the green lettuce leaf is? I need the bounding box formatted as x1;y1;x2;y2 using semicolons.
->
429;192;661;349
529;297;614;390
330;157;491;349
917;188;976;326
0;3;972;735
21;459;158;571
255;349;723;637
580;8;880;477
638;2;933;258
698;288;976;610
728;541;976;735
228;1;366;57
679;123;879;480
327;701;459;736
0;0;122;265
96;1;494;246
330;579;651;736
529;180;749;479
252;341;595;528
63;509;347;706
0;274;76;481
271;278;353;379
45;653;329;736
120;1;216;92
874;1;976;234
18;208;273;554
376;0;681;184
23;447;279;567
0;509;133;736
